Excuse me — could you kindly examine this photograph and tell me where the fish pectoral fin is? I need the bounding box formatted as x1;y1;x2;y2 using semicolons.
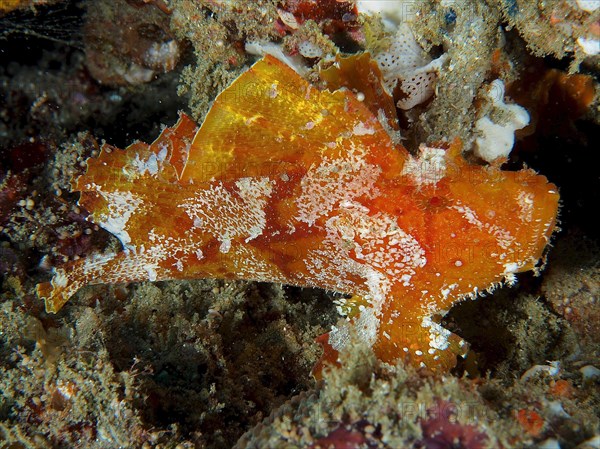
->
377;315;470;372
334;293;370;318
312;298;472;377
412;325;469;373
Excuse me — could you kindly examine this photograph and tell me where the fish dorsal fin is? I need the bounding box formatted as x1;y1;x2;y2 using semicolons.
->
73;113;198;247
69;56;406;249
75;113;197;194
320;53;400;137
181;55;406;183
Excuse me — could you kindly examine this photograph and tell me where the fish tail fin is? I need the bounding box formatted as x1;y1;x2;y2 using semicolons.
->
36;252;123;313
36;266;83;314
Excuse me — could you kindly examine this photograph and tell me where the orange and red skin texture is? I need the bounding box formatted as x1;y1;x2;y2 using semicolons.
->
37;55;559;373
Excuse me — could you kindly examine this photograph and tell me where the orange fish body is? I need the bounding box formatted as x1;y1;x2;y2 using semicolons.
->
37;55;559;372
